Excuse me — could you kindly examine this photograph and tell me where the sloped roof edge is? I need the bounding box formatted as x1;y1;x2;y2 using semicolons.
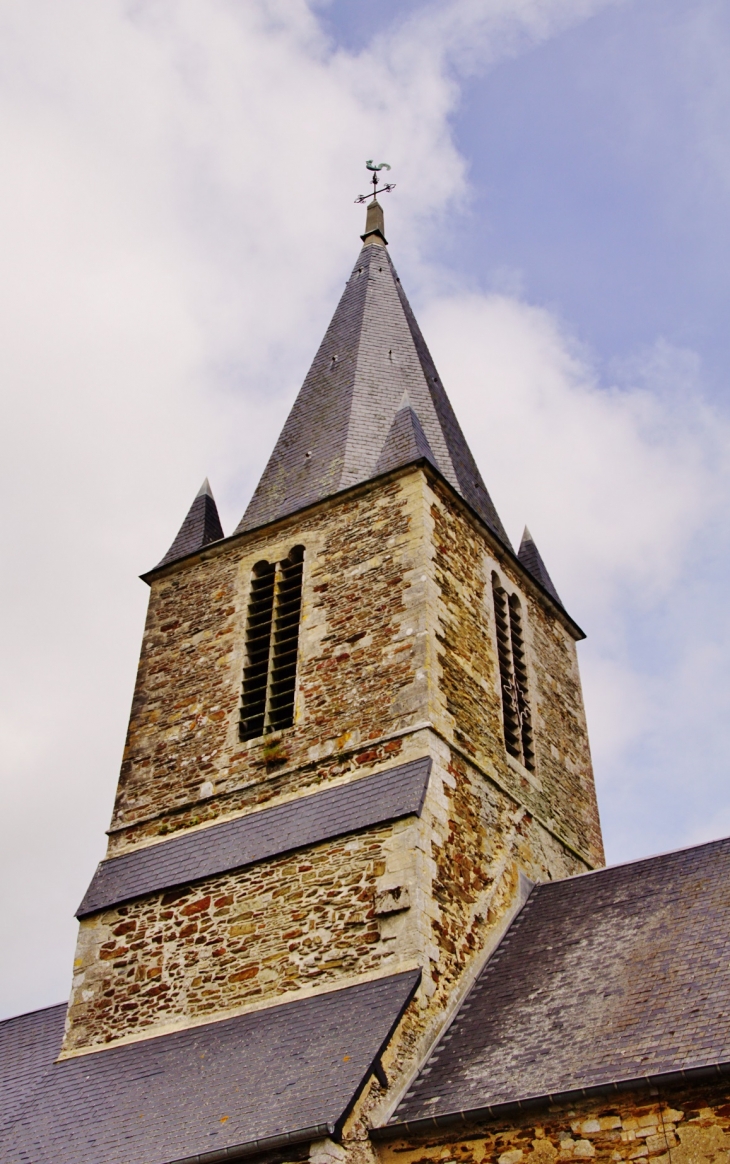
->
172;1121;336;1164
371;1059;730;1141
78;757;431;918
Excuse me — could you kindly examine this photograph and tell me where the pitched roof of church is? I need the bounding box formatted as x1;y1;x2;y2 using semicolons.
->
154;478;224;570
235;218;511;547
381;834;730;1134
0;971;420;1164
78;756;431;917
0;1003;66;1138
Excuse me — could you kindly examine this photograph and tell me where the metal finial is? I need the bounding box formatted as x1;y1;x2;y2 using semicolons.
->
355;160;396;204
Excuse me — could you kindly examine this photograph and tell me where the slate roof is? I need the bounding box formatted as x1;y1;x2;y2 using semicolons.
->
518;526;562;607
235;237;511;547
78;756;431;917
155;478;224;570
384;836;730;1130
0;970;420;1164
0;1004;66;1136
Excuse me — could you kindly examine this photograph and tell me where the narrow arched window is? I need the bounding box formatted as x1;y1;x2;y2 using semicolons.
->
240;560;277;741
492;575;534;771
508;593;535;771
267;546;304;732
240;546;304;741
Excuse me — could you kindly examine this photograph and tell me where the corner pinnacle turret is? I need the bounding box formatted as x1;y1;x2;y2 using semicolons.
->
518;526;563;607
155;478;224;570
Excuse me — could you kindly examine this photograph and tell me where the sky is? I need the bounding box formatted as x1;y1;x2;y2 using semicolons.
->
1;0;730;1019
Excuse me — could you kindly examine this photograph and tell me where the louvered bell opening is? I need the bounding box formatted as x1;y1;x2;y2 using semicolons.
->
240;562;276;741
492;576;522;762
508;594;535;772
267;548;304;733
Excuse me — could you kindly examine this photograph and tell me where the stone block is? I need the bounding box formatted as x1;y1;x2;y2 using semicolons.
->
374;887;411;916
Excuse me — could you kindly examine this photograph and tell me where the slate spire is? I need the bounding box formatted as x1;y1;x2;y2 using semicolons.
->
235;203;511;547
518;526;563;607
156;479;224;569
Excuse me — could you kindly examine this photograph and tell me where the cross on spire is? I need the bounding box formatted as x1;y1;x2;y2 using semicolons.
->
355;160;395;204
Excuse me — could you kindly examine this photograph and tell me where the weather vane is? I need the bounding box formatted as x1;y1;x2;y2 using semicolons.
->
355;160;395;204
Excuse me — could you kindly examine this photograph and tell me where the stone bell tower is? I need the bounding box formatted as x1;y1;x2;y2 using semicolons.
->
62;188;603;1107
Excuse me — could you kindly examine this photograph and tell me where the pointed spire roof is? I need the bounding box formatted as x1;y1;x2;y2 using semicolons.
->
155;479;224;569
235;210;511;547
518;527;563;607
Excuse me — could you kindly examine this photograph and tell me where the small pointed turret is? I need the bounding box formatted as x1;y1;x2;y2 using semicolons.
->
155;478;224;570
235;200;511;548
518;526;563;607
375;396;438;475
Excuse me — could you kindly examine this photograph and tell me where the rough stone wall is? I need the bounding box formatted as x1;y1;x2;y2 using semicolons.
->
110;473;430;855
66;823;398;1051
426;749;580;1005
64;731;586;1054
371;1083;730;1164
109;468;599;872
427;481;603;868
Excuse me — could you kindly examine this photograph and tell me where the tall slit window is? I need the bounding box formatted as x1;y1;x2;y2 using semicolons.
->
492;574;535;771
240;546;304;741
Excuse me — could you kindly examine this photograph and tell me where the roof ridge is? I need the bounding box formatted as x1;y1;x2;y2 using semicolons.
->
0;1000;67;1027
341;247;459;494
389;885;538;1121
374;401;439;476
534;830;730;889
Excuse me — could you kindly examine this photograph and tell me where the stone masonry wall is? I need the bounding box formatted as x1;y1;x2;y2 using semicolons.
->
327;741;588;1157
427;481;603;868
65;731;587;1053
66;823;398;1052
109;467;600;873
109;473;431;854
371;1082;730;1164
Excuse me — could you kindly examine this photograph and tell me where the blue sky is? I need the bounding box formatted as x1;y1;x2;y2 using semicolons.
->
1;0;730;1017
451;0;730;385
324;0;730;386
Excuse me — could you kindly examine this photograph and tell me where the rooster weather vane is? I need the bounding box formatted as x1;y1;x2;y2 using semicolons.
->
355;160;395;204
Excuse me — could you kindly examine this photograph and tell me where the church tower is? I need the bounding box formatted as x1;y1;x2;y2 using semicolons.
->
61;188;603;1143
